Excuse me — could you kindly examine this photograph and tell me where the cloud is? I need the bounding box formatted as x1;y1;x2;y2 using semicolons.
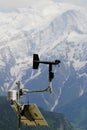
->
0;0;87;8
62;0;87;8
0;0;32;8
0;0;54;8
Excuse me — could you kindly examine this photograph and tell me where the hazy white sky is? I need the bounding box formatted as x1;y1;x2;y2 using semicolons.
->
0;0;87;8
62;0;87;7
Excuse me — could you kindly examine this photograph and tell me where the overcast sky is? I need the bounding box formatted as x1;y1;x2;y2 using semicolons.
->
0;0;87;8
62;0;87;8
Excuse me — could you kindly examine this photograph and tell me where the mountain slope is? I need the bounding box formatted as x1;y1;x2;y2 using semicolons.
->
57;93;87;130
0;0;87;113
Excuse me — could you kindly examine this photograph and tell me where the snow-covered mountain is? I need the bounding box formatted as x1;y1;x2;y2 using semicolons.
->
0;0;87;111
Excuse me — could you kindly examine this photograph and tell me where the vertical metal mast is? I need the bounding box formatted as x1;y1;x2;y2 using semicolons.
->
49;64;54;93
16;81;21;130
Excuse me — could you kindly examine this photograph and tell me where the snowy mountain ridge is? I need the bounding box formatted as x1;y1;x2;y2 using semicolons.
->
0;0;87;111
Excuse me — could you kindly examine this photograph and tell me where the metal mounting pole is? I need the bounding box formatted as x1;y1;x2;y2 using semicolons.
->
18;115;21;130
16;81;21;130
48;64;54;93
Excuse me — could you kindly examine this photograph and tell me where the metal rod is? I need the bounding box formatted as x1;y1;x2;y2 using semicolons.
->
16;81;21;130
18;114;21;130
49;81;52;93
22;87;52;94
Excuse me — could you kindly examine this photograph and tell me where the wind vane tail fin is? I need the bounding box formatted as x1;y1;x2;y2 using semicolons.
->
33;54;40;69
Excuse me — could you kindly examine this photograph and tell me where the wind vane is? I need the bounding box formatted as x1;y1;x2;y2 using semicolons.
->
33;54;61;93
8;54;61;130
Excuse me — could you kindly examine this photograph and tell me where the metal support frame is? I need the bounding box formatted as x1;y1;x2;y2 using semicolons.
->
12;54;61;130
